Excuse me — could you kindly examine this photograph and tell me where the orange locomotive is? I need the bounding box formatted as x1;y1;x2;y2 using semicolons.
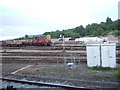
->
32;35;51;46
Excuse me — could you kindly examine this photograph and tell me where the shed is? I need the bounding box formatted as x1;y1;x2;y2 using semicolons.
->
86;43;116;68
101;43;116;68
86;44;101;67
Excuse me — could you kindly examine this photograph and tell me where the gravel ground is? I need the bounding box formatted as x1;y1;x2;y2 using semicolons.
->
1;80;65;90
17;64;118;82
2;63;119;89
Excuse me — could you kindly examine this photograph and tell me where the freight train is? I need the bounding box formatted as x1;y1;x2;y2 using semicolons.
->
0;35;51;46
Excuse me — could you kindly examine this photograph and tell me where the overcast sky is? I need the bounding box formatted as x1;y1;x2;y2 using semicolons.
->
0;0;119;40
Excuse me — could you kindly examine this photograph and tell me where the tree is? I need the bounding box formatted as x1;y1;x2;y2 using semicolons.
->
43;32;50;35
106;17;113;24
25;35;29;38
96;27;104;36
99;22;107;30
43;17;119;37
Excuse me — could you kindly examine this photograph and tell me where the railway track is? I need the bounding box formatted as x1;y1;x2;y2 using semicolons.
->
1;73;119;90
1;45;86;50
1;46;87;64
0;77;93;90
1;57;86;64
1;45;120;64
1;45;120;50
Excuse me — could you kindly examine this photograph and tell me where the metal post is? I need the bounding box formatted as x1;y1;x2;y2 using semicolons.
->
71;54;72;63
62;34;66;65
100;45;102;67
57;57;58;64
62;35;65;52
74;57;75;64
79;54;80;64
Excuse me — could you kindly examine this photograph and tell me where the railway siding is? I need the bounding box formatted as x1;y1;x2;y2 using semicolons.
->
1;45;120;89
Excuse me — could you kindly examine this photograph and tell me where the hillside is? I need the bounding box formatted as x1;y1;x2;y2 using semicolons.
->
43;17;120;38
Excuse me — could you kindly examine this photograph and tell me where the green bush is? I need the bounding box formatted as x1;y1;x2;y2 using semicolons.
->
89;66;116;71
115;67;120;79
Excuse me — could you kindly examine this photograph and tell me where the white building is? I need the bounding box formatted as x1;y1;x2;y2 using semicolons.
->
75;37;105;43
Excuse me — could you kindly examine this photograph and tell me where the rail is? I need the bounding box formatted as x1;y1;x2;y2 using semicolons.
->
0;77;93;90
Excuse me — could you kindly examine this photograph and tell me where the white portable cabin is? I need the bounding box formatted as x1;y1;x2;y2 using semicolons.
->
86;44;101;67
101;43;116;68
86;43;116;68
